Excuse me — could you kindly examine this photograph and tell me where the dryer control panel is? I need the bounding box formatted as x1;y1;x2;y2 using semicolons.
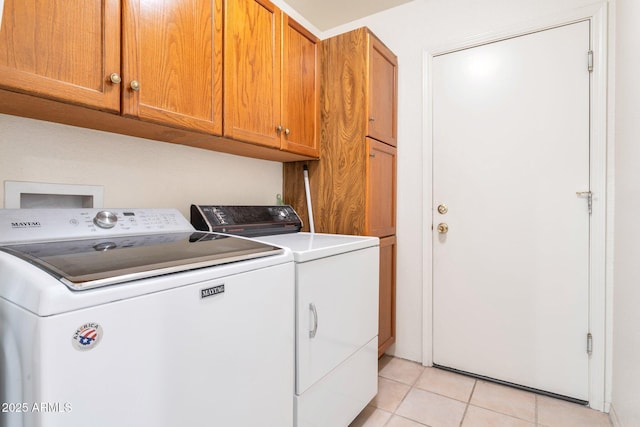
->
191;205;302;237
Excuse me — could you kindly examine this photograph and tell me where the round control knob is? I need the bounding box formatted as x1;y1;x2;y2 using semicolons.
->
93;211;118;229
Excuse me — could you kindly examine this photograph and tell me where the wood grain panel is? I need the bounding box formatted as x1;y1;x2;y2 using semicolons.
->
122;0;223;134
367;35;398;146
282;162;312;230
280;16;319;158
0;0;120;111
223;0;281;148
366;138;397;237
378;235;397;357
312;27;369;234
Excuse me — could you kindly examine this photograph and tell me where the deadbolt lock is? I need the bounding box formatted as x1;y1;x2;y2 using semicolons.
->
437;223;449;234
437;204;448;215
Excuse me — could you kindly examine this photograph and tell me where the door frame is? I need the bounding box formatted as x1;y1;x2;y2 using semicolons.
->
421;2;610;411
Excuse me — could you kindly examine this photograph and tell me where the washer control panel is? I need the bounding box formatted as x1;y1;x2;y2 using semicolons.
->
0;208;194;244
93;211;119;229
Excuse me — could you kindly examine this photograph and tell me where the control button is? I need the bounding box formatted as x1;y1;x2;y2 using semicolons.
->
69;219;79;226
93;211;118;229
93;242;117;251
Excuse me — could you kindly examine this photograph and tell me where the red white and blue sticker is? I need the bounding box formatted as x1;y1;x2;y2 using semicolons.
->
71;322;103;351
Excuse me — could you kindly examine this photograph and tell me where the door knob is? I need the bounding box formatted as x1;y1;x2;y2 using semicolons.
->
437;223;449;234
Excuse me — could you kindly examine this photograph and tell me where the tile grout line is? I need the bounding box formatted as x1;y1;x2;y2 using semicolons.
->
380;364;431;427
394;366;424;425
459;379;478;426
377;373;412;427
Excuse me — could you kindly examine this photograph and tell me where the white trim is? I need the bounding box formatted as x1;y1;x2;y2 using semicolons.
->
421;48;434;368
604;0;616;414
587;3;609;412
609;404;622;427
422;2;610;412
427;2;608;56
4;181;104;209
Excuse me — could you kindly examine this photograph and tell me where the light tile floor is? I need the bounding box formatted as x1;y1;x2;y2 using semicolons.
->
349;356;612;427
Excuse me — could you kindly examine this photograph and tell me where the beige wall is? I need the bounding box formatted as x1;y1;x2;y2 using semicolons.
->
0;114;283;217
611;0;640;424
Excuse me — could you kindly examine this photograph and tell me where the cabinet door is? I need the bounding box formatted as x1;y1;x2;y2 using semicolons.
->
367;34;398;146
122;0;223;134
0;0;121;112
223;0;281;148
366;137;397;237
378;235;396;357
280;16;319;158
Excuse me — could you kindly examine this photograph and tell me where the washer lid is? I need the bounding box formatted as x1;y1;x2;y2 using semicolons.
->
0;231;283;290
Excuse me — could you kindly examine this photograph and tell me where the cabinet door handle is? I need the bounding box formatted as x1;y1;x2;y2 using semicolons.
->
369;153;376;158
284;128;290;136
276;125;283;133
309;303;318;338
109;73;122;84
369;116;375;122
130;80;141;91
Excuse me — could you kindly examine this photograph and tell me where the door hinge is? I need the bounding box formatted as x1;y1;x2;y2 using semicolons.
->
587;333;593;356
587;51;594;72
576;191;592;215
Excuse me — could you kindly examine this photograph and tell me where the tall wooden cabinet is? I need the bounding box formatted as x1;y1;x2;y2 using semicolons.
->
0;0;223;134
283;27;398;357
223;0;319;157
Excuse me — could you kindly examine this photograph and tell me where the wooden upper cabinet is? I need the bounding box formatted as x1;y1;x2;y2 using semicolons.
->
366;137;397;237
316;26;397;148
122;0;223;134
0;0;121;112
0;0;318;161
281;16;319;158
367;34;398;146
224;0;319;157
224;0;281;148
0;0;222;133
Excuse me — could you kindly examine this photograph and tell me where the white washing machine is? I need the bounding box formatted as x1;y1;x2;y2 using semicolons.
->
191;205;379;427
0;208;295;427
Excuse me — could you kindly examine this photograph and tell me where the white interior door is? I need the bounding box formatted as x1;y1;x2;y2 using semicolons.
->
432;21;591;401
